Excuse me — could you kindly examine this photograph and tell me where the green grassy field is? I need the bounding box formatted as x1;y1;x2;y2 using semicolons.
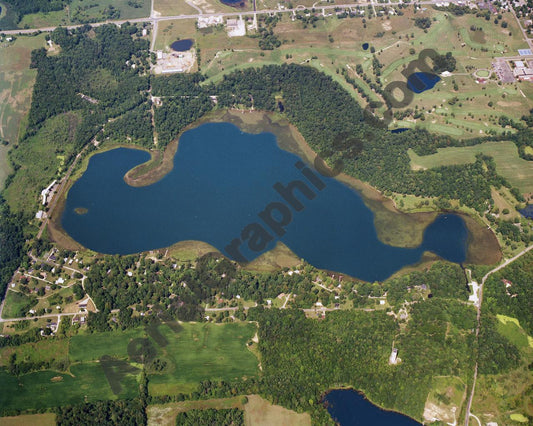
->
0;363;137;413
0;322;258;412
69;328;146;362
1;291;37;319
16;0;150;28
0;339;69;367
3;112;80;215
0;35;45;189
148;322;259;395
408;141;533;194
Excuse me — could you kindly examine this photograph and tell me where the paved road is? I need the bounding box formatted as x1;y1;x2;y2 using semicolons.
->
464;244;533;426
1;0;452;35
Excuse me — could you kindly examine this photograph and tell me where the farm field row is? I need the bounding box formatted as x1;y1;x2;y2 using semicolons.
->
0;322;258;413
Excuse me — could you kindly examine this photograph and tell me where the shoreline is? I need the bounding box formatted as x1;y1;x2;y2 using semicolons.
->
48;109;501;275
322;386;423;425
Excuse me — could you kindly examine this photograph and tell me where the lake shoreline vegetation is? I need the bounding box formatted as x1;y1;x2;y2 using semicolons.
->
0;23;531;425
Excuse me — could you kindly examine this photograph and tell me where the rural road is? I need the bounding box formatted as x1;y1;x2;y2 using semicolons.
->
1;0;461;35
464;244;533;426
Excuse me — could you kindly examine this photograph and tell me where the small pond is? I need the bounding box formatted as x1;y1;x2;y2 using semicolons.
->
171;39;193;52
407;72;441;94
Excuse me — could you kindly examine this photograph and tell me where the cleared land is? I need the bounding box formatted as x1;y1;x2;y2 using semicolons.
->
146;394;311;426
0;413;56;426
244;394;311;426
408;141;533;194
148;322;259;395
0;35;45;189
17;0;150;28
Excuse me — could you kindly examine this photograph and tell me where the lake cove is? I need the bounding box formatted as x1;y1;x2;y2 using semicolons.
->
62;122;469;282
324;389;421;425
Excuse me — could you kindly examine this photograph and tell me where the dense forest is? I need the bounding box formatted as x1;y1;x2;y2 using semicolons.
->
56;399;146;425
246;299;477;420
151;65;518;213
28;24;151;148
0;197;25;304
482;251;533;335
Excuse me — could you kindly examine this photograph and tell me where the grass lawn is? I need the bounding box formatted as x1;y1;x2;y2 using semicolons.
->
1;291;37;319
148;322;258;396
69;328;146;362
496;314;533;350
407;141;533;194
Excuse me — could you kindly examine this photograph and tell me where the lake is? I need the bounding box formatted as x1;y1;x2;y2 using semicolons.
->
324;389;422;425
62;122;468;282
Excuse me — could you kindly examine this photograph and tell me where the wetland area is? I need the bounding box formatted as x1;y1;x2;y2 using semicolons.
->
58;111;500;282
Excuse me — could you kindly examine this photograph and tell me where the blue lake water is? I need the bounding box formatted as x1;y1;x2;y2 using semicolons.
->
171;39;193;52
324;389;422;425
62;122;468;282
407;72;441;94
519;204;533;219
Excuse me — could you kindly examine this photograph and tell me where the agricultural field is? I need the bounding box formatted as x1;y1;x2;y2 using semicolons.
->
147;394;311;426
0;363;137;413
148;322;259;395
0;322;258;413
407;141;533;194
69;328;146;362
15;0;151;28
0;339;69;368
0;413;56;426
0;35;46;189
